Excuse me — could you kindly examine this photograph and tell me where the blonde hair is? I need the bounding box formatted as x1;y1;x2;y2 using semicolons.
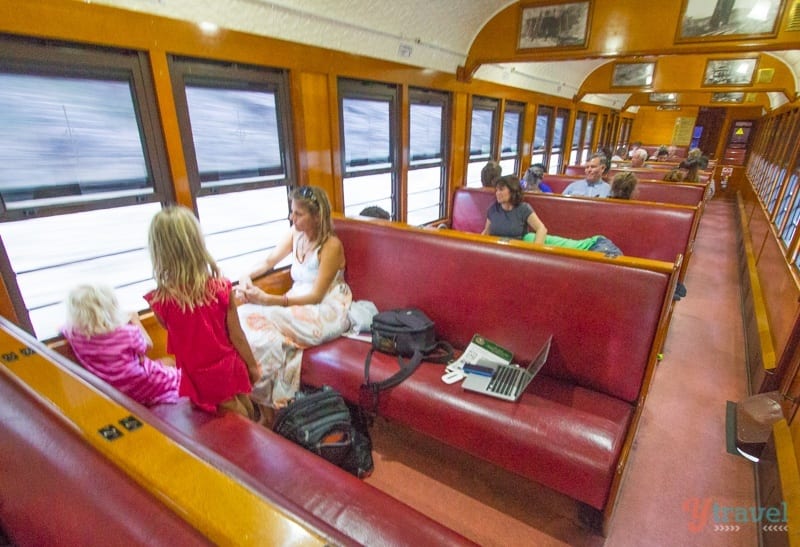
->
148;205;220;311
66;283;125;336
291;186;335;252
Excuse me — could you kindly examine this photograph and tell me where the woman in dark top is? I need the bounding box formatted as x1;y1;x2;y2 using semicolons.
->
481;175;548;244
482;175;624;257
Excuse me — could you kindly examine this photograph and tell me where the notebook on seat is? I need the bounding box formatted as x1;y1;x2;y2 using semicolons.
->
461;335;552;402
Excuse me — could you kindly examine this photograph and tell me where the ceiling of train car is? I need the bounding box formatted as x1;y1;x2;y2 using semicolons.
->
91;0;799;111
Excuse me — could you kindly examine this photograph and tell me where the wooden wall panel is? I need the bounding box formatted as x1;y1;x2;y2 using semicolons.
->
449;92;469;196
630;107;699;147
756;231;800;362
291;71;337;199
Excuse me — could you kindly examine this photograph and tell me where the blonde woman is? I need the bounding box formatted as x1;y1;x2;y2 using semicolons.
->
145;206;260;419
237;186;352;413
63;283;181;406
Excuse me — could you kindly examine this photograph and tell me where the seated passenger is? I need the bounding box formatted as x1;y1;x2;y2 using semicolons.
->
523;163;553;193
63;283;181;406
630;148;648;167
359;205;391;219
237;186;353;412
609;171;638;199
653;145;669;161
482;175;547;243
481;161;502;187
562;152;611;197
482;175;623;257
663;168;685;182
679;156;708;182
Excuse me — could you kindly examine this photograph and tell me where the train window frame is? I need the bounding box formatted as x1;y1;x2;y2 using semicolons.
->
338;78;400;218
0;36;172;339
569;111;587;166
549;108;571;174
777;171;799;245
0;36;171;221
168;56;294;203
408;88;451;226
532;105;553;170
466;96;500;188
168;56;297;284
583;113;597;159
499;101;525;179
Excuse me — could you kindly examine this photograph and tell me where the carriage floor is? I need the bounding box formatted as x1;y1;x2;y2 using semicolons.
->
364;195;757;546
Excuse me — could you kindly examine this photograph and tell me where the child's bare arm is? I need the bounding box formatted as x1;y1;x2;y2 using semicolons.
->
129;311;153;348
226;292;261;385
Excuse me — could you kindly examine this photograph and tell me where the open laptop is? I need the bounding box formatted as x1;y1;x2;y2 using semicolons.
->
461;335;552;402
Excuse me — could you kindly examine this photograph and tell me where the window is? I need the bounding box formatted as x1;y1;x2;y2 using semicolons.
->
339;79;398;216
0;37;170;339
499;102;524;179
549;109;571;174
779;172;799;246
598;114;608;149
583;113;596;160
569;111;586;166
532;106;553;168
169;57;295;278
408;89;450;226
466;97;499;187
617;118;633;152
766;165;785;214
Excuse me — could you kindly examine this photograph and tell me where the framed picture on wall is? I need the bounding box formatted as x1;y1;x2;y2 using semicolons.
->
702;58;757;86
676;0;785;43
517;1;591;51
611;62;655;88
650;92;678;103
712;91;745;103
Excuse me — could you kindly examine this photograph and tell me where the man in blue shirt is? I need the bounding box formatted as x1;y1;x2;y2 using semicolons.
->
562;152;611;198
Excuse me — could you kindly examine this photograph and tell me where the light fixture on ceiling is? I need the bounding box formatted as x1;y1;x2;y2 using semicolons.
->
198;21;219;34
398;44;413;58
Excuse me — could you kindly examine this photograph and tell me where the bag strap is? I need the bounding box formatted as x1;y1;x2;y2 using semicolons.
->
363;347;424;392
424;340;454;364
360;341;454;414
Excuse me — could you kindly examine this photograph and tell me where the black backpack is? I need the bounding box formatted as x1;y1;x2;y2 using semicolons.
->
361;308;453;411
273;385;373;478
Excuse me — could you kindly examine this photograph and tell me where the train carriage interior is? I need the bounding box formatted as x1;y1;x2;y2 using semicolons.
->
2;0;800;545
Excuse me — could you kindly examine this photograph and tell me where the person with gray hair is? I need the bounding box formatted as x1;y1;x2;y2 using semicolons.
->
630;148;649;167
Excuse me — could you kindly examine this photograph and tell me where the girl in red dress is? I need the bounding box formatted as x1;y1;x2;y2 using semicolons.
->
145;206;260;419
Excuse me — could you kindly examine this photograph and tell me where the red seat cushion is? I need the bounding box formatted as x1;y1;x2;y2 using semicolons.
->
304;340;632;510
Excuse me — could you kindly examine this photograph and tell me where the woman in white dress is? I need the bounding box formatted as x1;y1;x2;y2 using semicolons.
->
237;186;352;413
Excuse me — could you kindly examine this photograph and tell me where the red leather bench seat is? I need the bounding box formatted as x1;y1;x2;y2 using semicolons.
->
302;218;674;511
150;400;475;546
31;324;475;547
305;344;632;510
451;187;697;281
0;371;209;546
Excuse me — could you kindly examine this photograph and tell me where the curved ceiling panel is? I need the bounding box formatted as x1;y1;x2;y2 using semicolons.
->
88;0;800;110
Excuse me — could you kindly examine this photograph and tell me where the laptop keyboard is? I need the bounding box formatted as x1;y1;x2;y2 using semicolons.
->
488;365;523;396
